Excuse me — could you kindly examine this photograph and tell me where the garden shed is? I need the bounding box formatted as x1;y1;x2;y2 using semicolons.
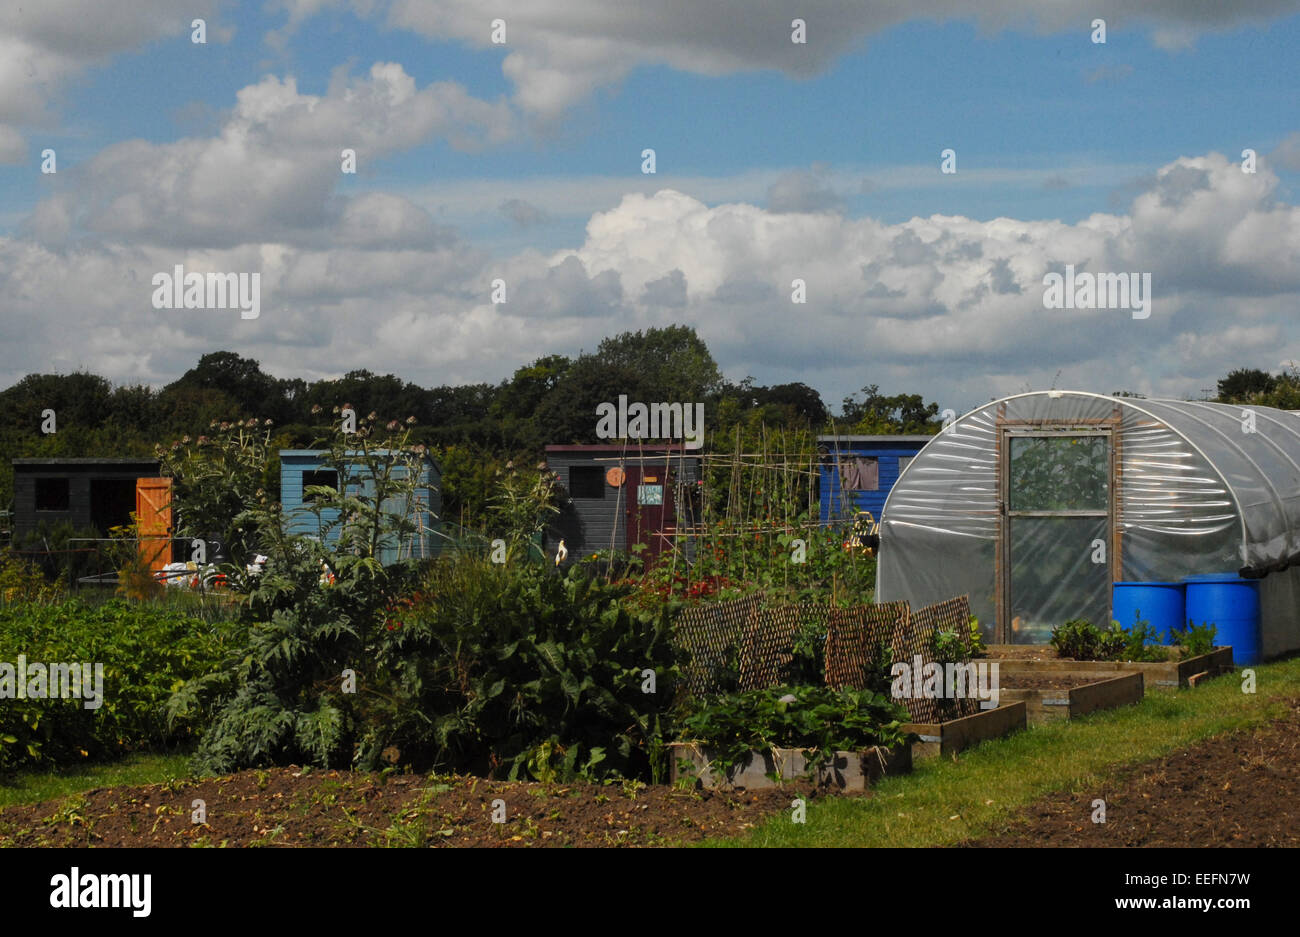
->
876;391;1300;657
279;450;441;563
11;458;160;539
817;435;932;524
545;445;701;564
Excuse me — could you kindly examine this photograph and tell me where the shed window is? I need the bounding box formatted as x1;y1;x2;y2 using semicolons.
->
839;457;879;492
637;484;664;506
302;470;338;503
898;456;914;475
569;466;606;499
35;477;70;511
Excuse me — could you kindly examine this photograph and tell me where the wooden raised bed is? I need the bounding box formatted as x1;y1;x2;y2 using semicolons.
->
996;671;1144;725
984;646;1234;689
667;742;911;791
901;701;1027;760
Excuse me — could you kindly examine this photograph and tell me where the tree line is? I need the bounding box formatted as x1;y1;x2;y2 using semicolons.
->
0;325;944;522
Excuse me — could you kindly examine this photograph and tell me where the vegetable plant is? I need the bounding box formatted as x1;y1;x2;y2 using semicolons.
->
677;684;913;781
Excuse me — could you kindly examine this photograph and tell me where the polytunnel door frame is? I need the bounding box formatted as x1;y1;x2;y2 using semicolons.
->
996;418;1122;644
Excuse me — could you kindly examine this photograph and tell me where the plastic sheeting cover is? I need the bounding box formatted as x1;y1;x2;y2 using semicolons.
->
876;391;1300;645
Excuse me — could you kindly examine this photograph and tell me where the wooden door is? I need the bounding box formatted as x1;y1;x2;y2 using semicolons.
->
135;477;173;576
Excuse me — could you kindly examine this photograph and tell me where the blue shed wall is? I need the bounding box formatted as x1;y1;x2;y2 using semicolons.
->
819;442;928;524
279;451;441;562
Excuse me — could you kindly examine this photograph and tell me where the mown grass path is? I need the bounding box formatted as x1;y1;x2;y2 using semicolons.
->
0;753;192;809
704;658;1300;847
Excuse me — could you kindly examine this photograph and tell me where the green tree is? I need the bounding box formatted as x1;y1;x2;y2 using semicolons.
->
166;352;285;418
839;384;942;434
0;372;114;431
489;354;572;449
300;370;426;426
1216;368;1277;403
533;358;649;444
594;325;723;399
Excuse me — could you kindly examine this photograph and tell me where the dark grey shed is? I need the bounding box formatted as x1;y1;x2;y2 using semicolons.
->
11;458;160;539
545;444;702;564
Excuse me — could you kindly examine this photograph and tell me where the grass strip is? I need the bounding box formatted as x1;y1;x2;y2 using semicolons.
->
704;658;1300;847
0;752;194;809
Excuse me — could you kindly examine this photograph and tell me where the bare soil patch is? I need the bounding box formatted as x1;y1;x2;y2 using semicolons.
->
985;646;1062;660
964;699;1300;847
0;769;822;848
999;673;1109;690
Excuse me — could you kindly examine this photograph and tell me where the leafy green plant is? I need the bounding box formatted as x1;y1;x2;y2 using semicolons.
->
932;628;966;664
177;417;680;782
1050;618;1107;660
650;512;876;606
930;625;972;719
967;615;987;657
789;614;827;686
9;521;101;588
485;462;560;564
0;598;235;773
1169;619;1218;659
157;418;278;564
0;549;65;605
173;415;429;774
1050;614;1170;662
677;684;913;781
859;640;896;698
1119;612;1172;663
105;518;162;601
365;558;682;781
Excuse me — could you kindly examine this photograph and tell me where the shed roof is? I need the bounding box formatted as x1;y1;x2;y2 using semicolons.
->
279;449;434;460
545;444;693;453
12;458;159;467
817;435;934;444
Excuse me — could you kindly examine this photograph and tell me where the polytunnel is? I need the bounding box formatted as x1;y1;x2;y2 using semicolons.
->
876;391;1300;657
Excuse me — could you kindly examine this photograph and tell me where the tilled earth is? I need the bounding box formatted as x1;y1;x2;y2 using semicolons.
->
999;673;1108;690
0;769;819;848
6;702;1298;848
966;699;1300;847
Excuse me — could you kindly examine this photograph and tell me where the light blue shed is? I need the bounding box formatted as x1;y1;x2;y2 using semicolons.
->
279;449;441;563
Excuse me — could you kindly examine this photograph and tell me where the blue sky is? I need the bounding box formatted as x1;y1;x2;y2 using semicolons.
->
13;8;1296;226
2;1;1299;412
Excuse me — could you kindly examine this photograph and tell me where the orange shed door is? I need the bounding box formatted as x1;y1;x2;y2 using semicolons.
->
136;477;173;576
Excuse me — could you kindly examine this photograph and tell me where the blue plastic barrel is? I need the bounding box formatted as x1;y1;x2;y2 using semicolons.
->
1111;581;1186;644
1184;573;1261;665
